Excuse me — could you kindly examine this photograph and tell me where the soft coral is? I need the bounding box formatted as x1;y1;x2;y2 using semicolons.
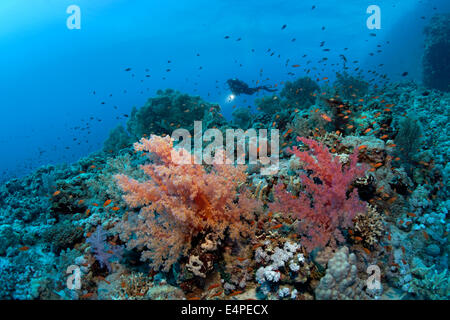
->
115;135;261;271
270;137;368;252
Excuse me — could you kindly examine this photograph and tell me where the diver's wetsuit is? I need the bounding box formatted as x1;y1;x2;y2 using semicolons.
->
227;79;277;96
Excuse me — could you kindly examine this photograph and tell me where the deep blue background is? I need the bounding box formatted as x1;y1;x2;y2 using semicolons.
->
0;0;448;181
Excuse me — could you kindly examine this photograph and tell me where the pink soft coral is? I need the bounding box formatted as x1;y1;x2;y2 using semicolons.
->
270;137;368;252
115;135;260;271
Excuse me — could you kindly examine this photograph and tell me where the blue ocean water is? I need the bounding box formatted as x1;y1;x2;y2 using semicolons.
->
0;0;447;181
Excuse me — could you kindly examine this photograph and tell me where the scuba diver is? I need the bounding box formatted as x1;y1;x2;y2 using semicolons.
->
227;78;277;96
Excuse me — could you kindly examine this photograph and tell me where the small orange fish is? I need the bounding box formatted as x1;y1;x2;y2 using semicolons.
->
92;203;99;207
407;212;416;218
208;283;221;290
292;64;300;68
211;291;223;298
422;231;429;241
373;162;383;168
98;276;111;285
364;128;372;134
19;246;30;251
80;292;95;299
78;199;84;205
111;206;120;211
52;190;61;197
283;128;293;137
321;114;332;122
85;209;91;216
363;248;371;255
103;200;112;207
252;243;263;250
387;196;397;204
358;145;368;151
354;236;363;242
380;134;388;139
271;223;283;230
229;290;243;297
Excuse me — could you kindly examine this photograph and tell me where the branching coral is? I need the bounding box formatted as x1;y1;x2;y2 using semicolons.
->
270;137;368;252
353;205;384;247
115;135;261;271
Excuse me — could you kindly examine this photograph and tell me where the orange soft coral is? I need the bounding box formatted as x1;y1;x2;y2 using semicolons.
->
115;135;261;271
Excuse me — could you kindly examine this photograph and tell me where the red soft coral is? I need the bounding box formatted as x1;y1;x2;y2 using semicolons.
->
270;137;368;252
115;135;261;271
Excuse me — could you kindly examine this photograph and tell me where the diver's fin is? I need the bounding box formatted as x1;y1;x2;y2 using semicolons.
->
259;86;277;92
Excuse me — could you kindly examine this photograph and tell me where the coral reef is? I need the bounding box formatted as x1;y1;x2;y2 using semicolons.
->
270;137;368;252
315;247;368;300
422;14;450;92
0;77;448;300
333;71;369;101
126;89;226;139
280;77;320;108
115;135;261;271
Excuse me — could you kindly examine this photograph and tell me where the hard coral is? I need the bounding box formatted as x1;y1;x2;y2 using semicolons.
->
115;135;261;271
315;247;369;300
280;77;320;107
126;89;226;139
270;137;368;252
353;205;384;247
